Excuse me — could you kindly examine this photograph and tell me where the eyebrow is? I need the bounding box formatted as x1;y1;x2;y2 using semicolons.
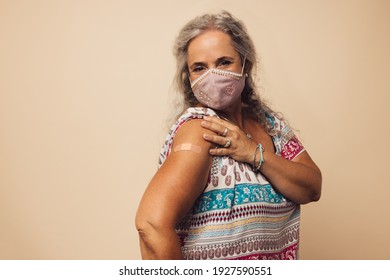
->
189;56;236;70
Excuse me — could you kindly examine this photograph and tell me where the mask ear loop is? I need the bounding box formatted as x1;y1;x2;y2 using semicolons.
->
241;56;247;76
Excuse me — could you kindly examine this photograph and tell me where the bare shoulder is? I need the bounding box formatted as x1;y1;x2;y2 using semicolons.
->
159;118;215;183
172;119;216;152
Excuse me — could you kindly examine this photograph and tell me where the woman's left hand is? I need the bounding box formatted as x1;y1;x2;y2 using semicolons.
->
201;116;256;163
201;115;322;204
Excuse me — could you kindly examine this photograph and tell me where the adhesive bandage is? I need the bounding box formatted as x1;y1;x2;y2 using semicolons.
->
173;143;201;154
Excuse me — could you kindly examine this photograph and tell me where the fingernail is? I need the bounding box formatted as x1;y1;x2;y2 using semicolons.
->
201;121;207;126
203;134;208;139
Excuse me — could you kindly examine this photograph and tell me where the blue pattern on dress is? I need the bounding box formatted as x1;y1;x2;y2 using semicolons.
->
193;183;286;214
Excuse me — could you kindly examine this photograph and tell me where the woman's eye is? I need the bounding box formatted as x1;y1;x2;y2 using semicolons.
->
218;60;233;67
219;60;232;66
193;66;205;72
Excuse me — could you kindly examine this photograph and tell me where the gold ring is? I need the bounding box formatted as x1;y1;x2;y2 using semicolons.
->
223;139;231;148
222;127;228;137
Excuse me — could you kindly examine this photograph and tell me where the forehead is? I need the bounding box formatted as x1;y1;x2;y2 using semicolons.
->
187;30;238;64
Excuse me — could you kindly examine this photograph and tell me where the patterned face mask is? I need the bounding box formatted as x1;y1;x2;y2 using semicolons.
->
190;61;246;110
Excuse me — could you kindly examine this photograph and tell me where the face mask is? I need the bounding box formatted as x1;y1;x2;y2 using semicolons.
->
190;61;246;110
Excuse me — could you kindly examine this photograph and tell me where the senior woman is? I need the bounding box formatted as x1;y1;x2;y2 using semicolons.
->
135;11;322;260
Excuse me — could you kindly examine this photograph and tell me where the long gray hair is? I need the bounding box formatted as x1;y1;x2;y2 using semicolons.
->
171;11;278;132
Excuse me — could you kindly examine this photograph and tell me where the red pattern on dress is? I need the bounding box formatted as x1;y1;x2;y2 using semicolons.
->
281;136;304;160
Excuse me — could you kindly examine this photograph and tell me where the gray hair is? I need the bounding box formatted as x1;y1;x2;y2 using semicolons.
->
171;11;278;132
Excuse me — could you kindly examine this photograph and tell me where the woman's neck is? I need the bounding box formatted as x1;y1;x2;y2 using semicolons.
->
216;102;244;130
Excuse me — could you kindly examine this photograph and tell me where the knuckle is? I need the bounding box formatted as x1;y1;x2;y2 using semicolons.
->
232;134;240;141
231;126;239;133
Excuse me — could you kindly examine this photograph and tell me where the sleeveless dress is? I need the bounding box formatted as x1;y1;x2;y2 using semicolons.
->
158;107;305;260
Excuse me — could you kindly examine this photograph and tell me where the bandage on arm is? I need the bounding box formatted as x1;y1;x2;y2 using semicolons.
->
173;143;201;154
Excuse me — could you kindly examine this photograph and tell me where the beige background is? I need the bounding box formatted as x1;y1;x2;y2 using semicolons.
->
1;0;389;259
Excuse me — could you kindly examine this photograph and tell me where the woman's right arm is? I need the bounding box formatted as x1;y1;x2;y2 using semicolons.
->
135;119;214;259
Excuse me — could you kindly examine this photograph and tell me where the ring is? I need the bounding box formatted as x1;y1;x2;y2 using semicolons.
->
223;138;231;148
222;127;228;137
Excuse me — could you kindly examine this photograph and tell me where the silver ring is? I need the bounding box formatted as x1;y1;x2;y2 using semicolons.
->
222;127;228;137
223;138;231;148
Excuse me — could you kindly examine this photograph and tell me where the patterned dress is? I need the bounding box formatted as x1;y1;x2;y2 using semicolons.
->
158;107;305;260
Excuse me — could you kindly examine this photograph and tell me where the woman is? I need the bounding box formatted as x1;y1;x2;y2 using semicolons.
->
135;11;321;260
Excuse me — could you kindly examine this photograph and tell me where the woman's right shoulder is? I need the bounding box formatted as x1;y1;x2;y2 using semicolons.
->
173;107;218;146
159;107;218;164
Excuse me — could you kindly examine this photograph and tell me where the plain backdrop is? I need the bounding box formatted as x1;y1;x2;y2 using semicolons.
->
1;0;389;259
